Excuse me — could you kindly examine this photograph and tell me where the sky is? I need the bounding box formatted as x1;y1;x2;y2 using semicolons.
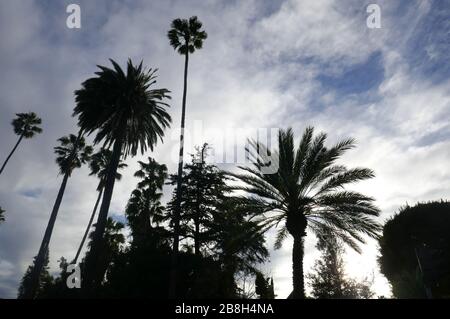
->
0;0;449;298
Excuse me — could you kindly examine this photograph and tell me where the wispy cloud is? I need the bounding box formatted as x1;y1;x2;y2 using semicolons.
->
0;0;449;298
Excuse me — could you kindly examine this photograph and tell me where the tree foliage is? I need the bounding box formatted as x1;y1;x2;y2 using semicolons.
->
0;206;5;224
307;230;374;299
12;112;42;138
228;127;381;298
379;200;450;298
17;249;52;299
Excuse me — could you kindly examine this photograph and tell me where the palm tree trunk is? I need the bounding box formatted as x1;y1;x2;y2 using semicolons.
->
25;130;83;299
169;50;189;298
0;134;23;176
73;188;103;264
291;235;306;299
25;170;70;299
84;138;122;290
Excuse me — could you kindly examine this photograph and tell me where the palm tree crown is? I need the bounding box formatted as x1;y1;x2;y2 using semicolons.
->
229;127;381;298
73;59;171;290
73;59;172;156
89;149;127;191
128;157;168;227
230;127;381;249
168;16;207;55
12;112;42;138
54;134;92;175
134;157;168;191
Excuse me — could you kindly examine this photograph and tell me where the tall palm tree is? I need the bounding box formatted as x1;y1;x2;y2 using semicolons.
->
72;149;127;264
167;15;207;297
0;112;42;175
25;133;92;299
73;59;171;289
228;127;381;299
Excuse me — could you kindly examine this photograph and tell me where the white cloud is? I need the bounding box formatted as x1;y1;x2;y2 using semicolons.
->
1;0;448;299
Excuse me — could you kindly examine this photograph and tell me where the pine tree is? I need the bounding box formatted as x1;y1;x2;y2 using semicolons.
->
166;144;226;256
307;231;374;299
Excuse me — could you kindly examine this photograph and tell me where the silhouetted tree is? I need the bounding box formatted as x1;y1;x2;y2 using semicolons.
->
167;145;225;256
83;217;125;292
0;112;42;176
36;257;80;298
210;198;269;298
307;230;374;299
167;16;207;297
39;218;125;299
379;200;450;298
126;157;169;248
73;59;171;290
229;127;381;298
255;272;275;299
25;133;92;299
18;248;53;299
0;206;4;224
73;149;127;264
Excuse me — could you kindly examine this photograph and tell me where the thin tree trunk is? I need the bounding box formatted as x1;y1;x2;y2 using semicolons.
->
73;188;103;264
194;166;201;256
194;218;200;256
169;50;189;298
0;134;23;176
291;236;306;299
84;138;122;291
25;130;83;299
25;171;70;299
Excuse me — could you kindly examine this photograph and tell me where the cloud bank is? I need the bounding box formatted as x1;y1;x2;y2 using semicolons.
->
0;0;449;298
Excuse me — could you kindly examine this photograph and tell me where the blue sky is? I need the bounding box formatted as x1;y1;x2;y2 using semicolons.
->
0;0;449;298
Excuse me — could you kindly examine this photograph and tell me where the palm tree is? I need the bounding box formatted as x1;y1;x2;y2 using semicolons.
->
73;59;171;289
167;15;207;297
83;217;125;287
0;206;5;224
228;127;381;299
72;149;127;264
25;133;92;299
126;158;168;248
134;157;168;191
0;112;42;175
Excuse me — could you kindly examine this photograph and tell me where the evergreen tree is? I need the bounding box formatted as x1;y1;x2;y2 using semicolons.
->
307;230;374;299
255;271;275;299
18;248;53;299
166;144;226;256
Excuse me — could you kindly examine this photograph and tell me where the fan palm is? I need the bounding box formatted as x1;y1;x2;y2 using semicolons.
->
126;157;167;244
167;16;207;296
25;133;92;299
0;112;42;175
134;157;168;192
73;149;127;264
126;188;166;239
228;127;381;299
73;59;171;288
